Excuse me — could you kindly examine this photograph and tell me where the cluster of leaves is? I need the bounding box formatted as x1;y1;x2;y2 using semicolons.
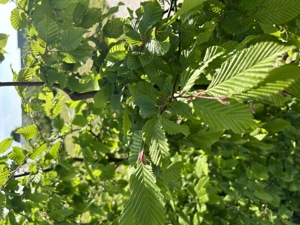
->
0;0;300;224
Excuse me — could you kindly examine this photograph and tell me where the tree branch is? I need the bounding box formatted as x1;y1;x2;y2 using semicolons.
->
0;81;98;101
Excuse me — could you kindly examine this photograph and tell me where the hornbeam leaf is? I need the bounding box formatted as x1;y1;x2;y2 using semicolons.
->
61;27;86;51
143;116;169;165
255;0;300;26
181;46;224;92
146;38;170;56
238;65;300;105
30;143;48;160
0;138;13;154
129;131;143;165
175;0;206;21
10;8;27;30
162;117;190;136
0;33;9;49
193;98;255;133
37;16;59;44
9;147;26;165
119;164;165;225
139;2;163;34
134;95;157;119
16;124;38;141
207;42;294;97
0;170;10;187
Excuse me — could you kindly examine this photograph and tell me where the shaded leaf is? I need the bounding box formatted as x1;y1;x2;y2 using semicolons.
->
119;164;165;225
37;16;59;44
207;42;294;97
143;116;169;165
255;0;300;25
193;98;255;133
61;27;86;51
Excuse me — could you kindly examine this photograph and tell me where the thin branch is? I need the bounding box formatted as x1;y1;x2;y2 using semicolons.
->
0;81;98;101
14;167;53;178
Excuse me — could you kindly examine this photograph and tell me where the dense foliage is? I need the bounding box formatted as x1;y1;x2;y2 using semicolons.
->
0;0;300;224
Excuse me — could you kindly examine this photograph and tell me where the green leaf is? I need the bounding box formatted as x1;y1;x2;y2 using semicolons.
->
254;191;273;202
125;30;142;46
193;98;255;133
81;8;100;29
123;108;131;134
163;162;182;182
146;38;170;56
10;8;27;30
18;68;36;82
238;64;300;105
168;101;193;119
119;164;165;225
108;43;127;60
0;138;13;154
9;147;26;165
61;27;86;51
47;69;68;88
127;55;141;70
16;124;38;141
255;0;300;26
181;46;224;92
48;142;60;159
0;0;9;4
251;162;269;180
93;83;114;109
30;143;48;160
129;131;143;165
134;95;157;119
0;33;9;49
175;0;206;21
129;81;159;101
162;117;190;136
0;169;10;187
220;10;252;35
194;176;209;204
143;116;169;165
139;2;163;34
207;42;294;97
37;16;59;44
31;39;46;55
189;129;224;150
195;156;209;178
104;18;124;38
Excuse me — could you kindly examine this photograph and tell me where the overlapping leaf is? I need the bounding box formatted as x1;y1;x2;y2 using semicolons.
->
207;42;294;97
143;116;169;165
139;2;163;34
134;95;157;119
255;0;300;25
10;8;27;30
119;164;165;225
61;27;86;51
162;117;190;136
129;131;143;165
9;147;26;165
181;46;224;92
16;124;38;141
238;65;300;105
37;16;59;44
193;98;255;133
0;138;12;154
175;0;206;22
0;33;8;49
